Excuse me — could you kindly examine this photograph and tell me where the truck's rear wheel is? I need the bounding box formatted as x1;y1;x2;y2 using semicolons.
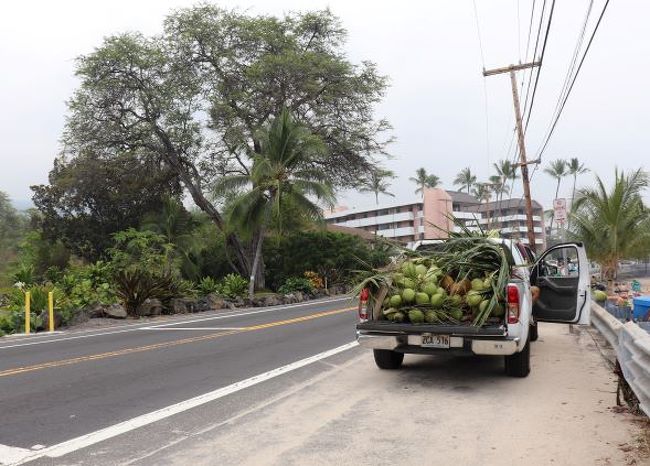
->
373;349;404;370
505;337;530;377
529;322;539;342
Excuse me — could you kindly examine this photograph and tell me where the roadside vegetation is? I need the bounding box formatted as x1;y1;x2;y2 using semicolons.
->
0;5;395;335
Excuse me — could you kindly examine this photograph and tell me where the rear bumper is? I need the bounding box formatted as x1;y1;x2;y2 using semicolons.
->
356;331;519;356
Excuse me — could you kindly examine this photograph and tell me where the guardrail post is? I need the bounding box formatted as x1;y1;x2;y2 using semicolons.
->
25;291;31;334
48;291;54;332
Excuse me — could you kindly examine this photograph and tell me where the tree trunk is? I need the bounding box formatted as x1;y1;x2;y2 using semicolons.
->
248;227;265;299
153;128;253;277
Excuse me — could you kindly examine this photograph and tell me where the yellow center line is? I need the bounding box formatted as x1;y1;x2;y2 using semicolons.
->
0;307;356;378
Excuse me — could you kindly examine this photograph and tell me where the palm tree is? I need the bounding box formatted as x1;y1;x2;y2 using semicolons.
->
359;169;396;205
571;169;650;282
544;159;569;231
567;157;589;205
216;109;335;297
410;168;442;198
544;159;569;200
453;167;477;193
472;182;492;204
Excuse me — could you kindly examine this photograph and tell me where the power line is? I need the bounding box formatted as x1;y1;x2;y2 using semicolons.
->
520;0;546;123
472;0;486;68
472;0;491;167
523;0;557;132
536;0;611;159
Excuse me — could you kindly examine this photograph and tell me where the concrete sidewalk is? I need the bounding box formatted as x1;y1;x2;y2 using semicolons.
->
139;323;648;466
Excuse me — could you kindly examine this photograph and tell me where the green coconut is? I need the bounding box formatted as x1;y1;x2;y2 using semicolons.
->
593;290;607;302
401;261;417;277
466;291;483;307
479;299;491;314
402;288;416;304
415;292;430;305
401;278;416;290
430;293;444;308
391;311;405;322
415;264;428;277
437;287;448;297
421;282;438;296
450;294;463;306
424;310;438;323
492;303;505;317
471;278;485;291
389;294;403;307
450;309;463;320
408;309;425;324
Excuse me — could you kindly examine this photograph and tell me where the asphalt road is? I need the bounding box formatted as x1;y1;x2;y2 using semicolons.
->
0;296;358;465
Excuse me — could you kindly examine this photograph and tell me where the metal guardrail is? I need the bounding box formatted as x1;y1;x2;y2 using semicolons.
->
591;301;650;416
618;323;650;416
590;302;623;348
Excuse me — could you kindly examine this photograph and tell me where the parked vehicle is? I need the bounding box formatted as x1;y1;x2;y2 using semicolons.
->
356;240;591;377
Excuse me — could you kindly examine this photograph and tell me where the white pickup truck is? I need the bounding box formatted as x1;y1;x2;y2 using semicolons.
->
356;240;591;377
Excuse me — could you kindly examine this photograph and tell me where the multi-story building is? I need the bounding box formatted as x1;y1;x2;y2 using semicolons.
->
325;188;546;247
467;198;546;248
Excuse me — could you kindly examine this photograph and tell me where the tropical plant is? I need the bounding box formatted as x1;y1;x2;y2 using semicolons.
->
570;169;650;281
359;169;396;205
218;274;248;299
107;229;182;315
410;168;442;198
278;277;314;295
453;167;477;193
215;109;335;297
197;276;220;296
567;157;589;205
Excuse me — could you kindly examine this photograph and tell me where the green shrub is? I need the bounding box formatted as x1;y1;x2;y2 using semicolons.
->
278;277;314;295
11;264;35;286
113;269;179;315
219;273;248;298
197;276;220;296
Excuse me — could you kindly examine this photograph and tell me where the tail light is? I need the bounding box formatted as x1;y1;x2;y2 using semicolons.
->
506;284;520;324
358;288;370;322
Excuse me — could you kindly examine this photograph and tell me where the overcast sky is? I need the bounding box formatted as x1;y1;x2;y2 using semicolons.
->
1;0;647;211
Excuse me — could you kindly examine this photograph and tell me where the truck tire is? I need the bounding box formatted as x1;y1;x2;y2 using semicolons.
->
529;322;539;342
373;349;404;370
505;337;530;377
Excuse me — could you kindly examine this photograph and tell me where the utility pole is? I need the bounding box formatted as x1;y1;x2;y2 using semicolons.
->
483;61;540;252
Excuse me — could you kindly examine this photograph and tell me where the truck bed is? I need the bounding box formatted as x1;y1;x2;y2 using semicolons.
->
356;321;507;337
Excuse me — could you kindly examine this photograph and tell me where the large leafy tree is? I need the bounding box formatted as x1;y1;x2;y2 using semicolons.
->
217;109;335;296
453;167;477;193
62;6;390;279
32;151;182;261
571;169;650;280
359;168;395;205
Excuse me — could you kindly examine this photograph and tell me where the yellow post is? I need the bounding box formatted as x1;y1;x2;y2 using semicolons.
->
48;291;55;332
25;291;31;334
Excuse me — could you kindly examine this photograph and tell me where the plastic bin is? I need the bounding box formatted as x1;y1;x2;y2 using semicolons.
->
633;296;650;321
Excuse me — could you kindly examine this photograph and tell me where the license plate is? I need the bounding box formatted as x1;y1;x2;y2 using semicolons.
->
421;333;450;348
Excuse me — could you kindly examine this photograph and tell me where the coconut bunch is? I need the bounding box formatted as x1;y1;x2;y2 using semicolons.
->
356;236;512;327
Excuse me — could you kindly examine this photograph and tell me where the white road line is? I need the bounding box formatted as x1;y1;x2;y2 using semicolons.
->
0;297;351;350
0;444;32;465
12;341;359;465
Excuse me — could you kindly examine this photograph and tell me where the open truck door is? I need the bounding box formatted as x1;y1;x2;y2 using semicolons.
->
531;242;591;325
